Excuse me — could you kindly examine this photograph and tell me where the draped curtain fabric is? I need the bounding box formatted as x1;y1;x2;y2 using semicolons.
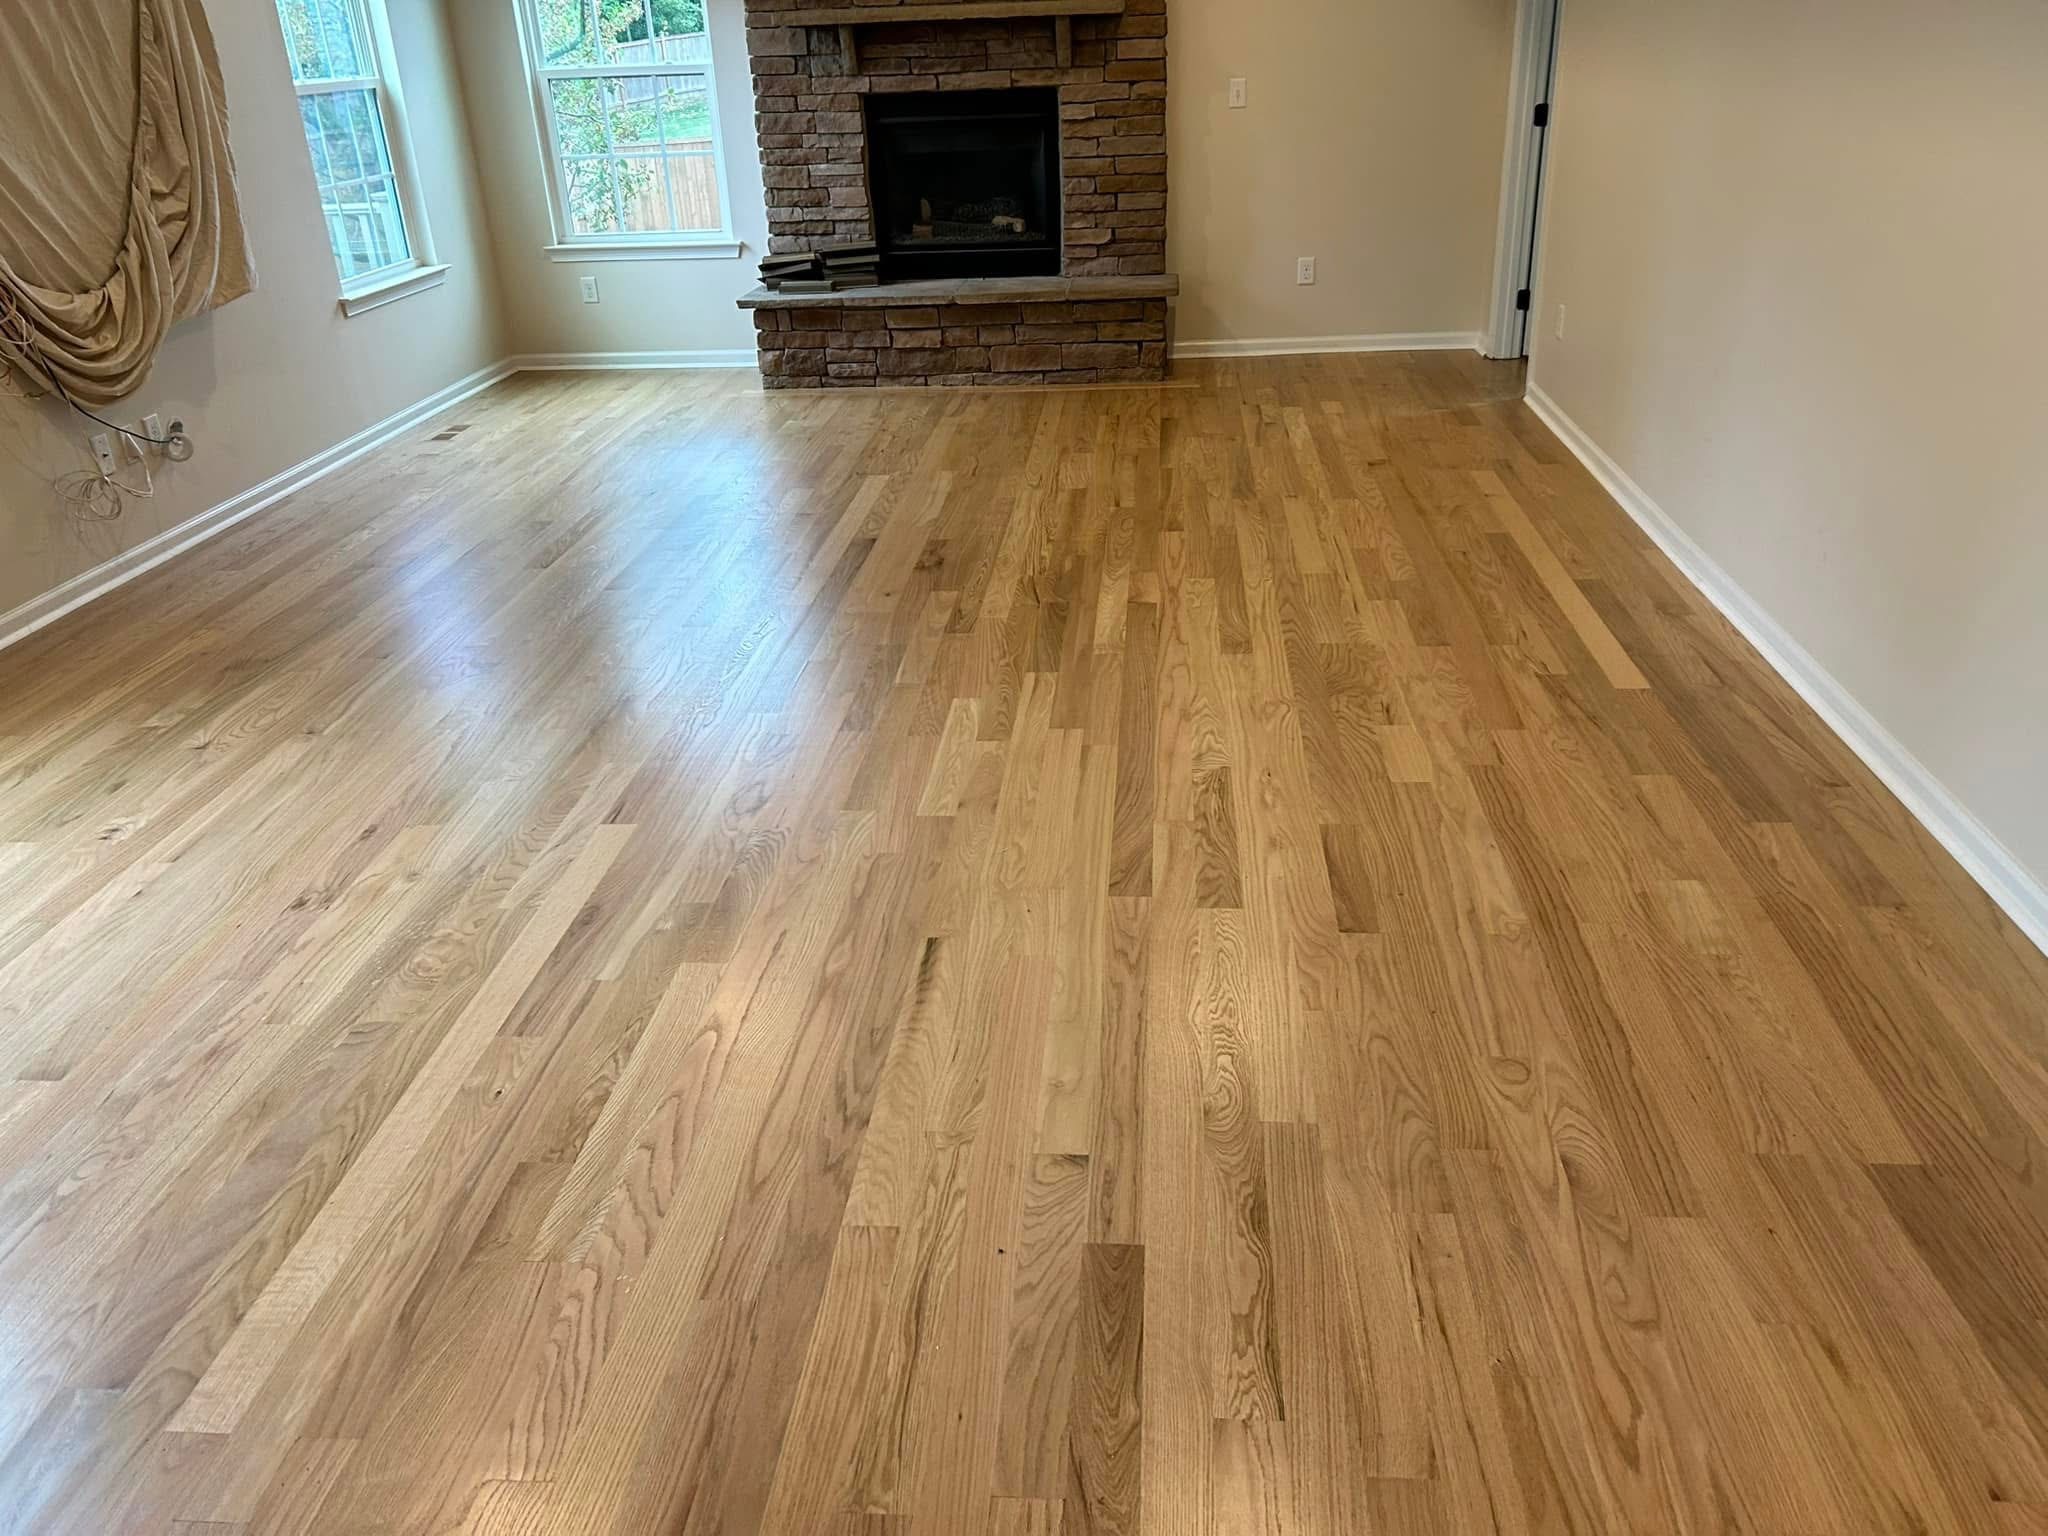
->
0;0;254;407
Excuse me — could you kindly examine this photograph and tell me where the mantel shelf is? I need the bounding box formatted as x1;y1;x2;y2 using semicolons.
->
740;273;1178;310
778;0;1124;26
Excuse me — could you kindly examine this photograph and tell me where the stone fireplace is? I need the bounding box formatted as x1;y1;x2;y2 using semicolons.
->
738;0;1175;387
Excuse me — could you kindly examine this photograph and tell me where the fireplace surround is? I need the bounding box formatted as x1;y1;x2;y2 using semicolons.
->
738;0;1175;387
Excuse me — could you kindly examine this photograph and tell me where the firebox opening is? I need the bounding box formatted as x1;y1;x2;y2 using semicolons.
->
865;88;1062;281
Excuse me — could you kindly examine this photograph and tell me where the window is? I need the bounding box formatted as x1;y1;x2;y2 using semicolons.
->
275;0;442;302
518;0;737;253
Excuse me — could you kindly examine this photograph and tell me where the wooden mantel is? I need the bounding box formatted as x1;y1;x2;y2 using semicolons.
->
778;0;1124;23
778;0;1127;71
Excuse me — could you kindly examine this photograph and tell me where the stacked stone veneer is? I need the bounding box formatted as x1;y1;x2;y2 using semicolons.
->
740;0;1172;387
753;295;1170;386
741;0;1170;276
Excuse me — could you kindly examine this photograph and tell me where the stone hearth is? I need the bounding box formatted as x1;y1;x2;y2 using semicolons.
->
739;0;1173;387
743;274;1173;386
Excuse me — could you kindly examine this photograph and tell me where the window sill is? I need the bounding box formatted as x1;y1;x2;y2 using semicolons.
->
543;240;744;263
339;263;452;316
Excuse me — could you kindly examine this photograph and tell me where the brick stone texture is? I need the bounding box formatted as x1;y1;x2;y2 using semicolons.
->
754;299;1170;388
742;0;1168;277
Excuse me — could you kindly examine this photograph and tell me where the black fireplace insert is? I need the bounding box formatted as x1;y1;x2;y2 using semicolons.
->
864;89;1062;281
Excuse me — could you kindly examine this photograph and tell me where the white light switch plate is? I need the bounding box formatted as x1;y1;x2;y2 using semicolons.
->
1228;77;1248;109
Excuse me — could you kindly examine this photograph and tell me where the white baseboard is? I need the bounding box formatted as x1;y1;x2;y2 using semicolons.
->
0;350;754;655
521;340;1496;368
523;341;1488;368
0;360;515;656
1525;383;2048;960
1172;332;1484;360
509;349;756;371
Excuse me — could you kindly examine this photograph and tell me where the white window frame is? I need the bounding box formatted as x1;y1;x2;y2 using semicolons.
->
278;0;450;312
512;0;743;260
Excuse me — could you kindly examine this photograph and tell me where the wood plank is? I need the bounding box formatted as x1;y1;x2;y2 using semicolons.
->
1;356;2041;1534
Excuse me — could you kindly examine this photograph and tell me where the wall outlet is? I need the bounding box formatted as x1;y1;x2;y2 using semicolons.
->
1227;77;1248;110
1296;256;1316;286
579;275;600;304
1554;303;1567;340
89;431;118;476
141;413;164;444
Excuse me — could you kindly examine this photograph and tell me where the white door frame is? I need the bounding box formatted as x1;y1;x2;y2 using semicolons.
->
1483;0;1563;359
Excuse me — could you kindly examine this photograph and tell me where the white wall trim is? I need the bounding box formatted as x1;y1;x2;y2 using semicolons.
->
0;360;514;656
1172;332;1484;360
509;349;757;370
339;262;453;317
1484;0;1562;359
1525;383;2048;960
0;353;766;656
522;340;1492;369
541;241;745;263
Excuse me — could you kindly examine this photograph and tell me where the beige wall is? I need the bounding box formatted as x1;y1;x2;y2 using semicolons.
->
0;0;507;622
1530;0;2048;887
1167;0;1516;346
446;0;767;359
449;0;1516;357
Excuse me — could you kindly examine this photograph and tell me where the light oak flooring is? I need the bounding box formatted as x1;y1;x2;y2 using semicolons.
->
3;355;2048;1535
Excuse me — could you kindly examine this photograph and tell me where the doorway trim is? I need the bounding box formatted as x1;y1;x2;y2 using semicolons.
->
1484;0;1563;359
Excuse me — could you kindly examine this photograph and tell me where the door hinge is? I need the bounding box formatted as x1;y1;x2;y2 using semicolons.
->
1533;102;1550;128
1516;288;1531;312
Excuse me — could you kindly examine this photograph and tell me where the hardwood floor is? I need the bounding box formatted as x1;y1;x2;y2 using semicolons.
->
3;354;2047;1535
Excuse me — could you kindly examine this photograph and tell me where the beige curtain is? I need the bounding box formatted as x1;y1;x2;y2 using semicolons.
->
0;0;255;407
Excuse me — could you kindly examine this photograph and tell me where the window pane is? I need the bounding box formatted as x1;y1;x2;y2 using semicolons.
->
298;96;338;188
560;155;672;236
343;88;396;181
296;86;411;279
658;75;713;144
320;177;410;279
654;77;720;230
550;74;720;234
642;0;709;65
535;0;600;66
535;0;708;67
302;94;361;187
275;0;365;82
551;75;645;159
